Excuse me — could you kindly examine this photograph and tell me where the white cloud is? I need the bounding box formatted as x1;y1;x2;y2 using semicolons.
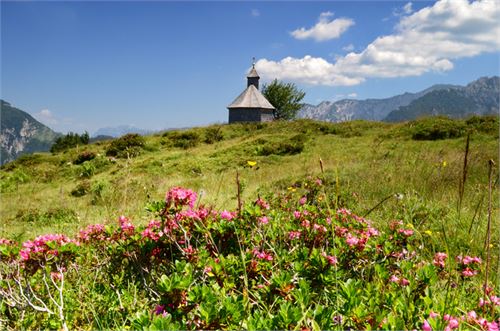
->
257;0;500;86
251;9;260;17
392;2;414;17
342;44;355;52
348;93;358;98
291;11;354;42
403;2;413;14
34;109;58;125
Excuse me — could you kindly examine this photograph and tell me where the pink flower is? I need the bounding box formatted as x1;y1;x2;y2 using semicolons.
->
79;224;106;242
429;311;439;319
491;295;500;305
293;211;301;219
259;216;269;225
461;255;482;265
50;272;63;281
220;210;235;221
321;252;337;266
19;234;74;262
478;318;488;328
433;252;447;268
165;187;197;209
422;319;432;331
345;233;359;247
301;220;310;228
313;224;327;233
299;196;307;205
400;278;410;286
252;248;273;261
154;304;166;315
255;198;270;210
288;231;301;240
487;322;499;331
398;228;414;236
467;311;478;321
119;216;135;235
389;275;400;283
447;317;459;329
462;268;477;277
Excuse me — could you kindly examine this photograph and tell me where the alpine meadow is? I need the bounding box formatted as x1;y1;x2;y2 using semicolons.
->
1;117;499;329
2;0;500;330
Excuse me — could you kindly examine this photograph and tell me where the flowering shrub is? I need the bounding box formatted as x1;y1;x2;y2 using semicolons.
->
1;182;499;330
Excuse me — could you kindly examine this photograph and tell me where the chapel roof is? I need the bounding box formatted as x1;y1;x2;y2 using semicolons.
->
227;84;275;109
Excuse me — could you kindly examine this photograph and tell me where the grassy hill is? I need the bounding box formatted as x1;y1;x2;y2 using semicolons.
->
1;117;498;247
1;117;499;330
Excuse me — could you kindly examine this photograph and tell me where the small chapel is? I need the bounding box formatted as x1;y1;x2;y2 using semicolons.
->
227;60;275;123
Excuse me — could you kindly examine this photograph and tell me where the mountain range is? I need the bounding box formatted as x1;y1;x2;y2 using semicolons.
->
299;76;499;122
93;125;152;138
0;100;60;165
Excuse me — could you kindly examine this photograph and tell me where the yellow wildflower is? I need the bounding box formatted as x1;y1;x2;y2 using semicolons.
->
247;161;257;167
424;230;433;236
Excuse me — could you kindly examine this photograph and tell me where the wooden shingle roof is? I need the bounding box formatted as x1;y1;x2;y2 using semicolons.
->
227;85;275;109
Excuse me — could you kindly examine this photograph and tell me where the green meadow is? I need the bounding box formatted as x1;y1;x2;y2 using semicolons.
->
1;116;499;330
2;117;498;252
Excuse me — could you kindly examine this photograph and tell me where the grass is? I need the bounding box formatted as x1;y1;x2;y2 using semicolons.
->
0;116;499;330
0;117;498;257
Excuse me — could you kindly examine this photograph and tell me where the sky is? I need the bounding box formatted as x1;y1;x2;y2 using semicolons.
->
1;0;499;135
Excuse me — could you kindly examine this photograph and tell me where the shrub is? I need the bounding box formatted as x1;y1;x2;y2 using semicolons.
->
74;151;96;165
71;180;91;197
78;162;95;178
51;132;89;153
14;207;78;225
256;134;305;156
167;131;200;149
465;115;499;135
105;134;145;158
204;127;224;144
409;117;466;140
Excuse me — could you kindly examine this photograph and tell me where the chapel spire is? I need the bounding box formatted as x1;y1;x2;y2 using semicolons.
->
247;57;260;89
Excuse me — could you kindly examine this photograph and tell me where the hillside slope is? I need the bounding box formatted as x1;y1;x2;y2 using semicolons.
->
0;100;60;164
1;117;498;243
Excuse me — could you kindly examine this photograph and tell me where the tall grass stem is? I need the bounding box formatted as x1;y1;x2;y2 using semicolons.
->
483;159;494;301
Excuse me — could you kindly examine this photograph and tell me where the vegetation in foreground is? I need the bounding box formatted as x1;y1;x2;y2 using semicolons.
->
1;184;499;330
0;116;498;329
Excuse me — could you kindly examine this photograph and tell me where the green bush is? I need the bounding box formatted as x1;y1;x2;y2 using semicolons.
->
465;115;499;135
14;207;78;225
105;134;145;158
204;126;224;144
51;132;89;153
256;134;305;156
409;117;466;140
166;131;200;149
71;180;91;197
74;151;96;165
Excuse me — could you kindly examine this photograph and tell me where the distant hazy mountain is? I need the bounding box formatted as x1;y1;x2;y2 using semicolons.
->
299;77;499;122
93;125;151;138
0;100;60;165
385;76;499;122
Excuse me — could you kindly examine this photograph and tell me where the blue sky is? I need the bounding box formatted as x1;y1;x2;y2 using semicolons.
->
1;0;499;134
